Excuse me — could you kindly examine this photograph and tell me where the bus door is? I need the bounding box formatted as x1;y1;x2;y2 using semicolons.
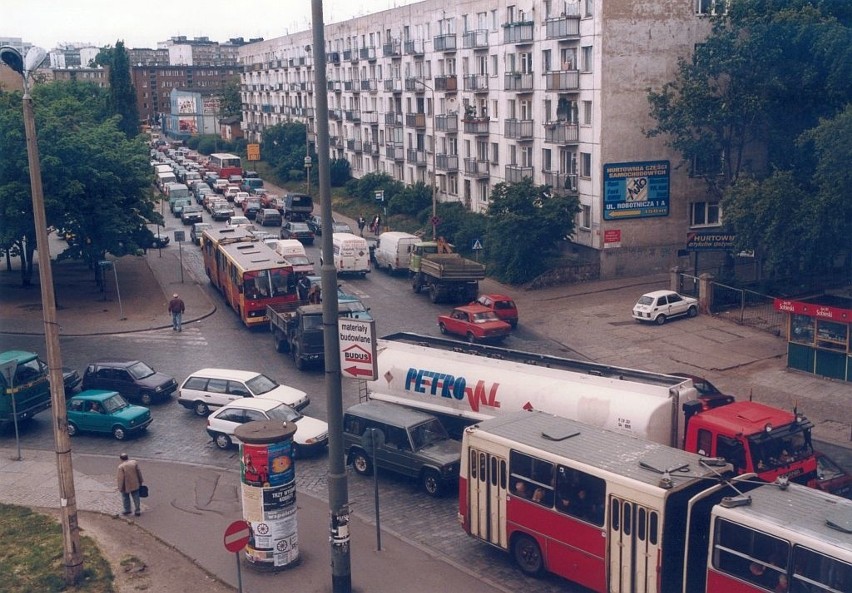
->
608;496;661;593
468;448;508;549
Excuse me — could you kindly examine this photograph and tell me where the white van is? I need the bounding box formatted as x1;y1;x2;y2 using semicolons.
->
323;233;371;276
374;231;419;274
156;171;176;189
274;239;314;274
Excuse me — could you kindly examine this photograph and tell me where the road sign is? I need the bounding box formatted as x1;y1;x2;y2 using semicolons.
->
247;143;261;161
338;319;377;380
472;239;483;251
223;520;251;553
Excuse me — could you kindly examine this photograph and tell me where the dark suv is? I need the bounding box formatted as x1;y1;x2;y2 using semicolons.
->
82;359;177;405
343;401;461;496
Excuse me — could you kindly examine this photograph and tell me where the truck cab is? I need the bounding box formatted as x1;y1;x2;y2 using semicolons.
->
0;350;52;426
270;304;325;370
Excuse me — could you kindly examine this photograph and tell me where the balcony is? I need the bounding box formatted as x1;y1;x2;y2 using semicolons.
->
328;52;341;65
329;136;341;148
328;80;342;93
328;108;343;120
545;70;580;92
359;47;377;61
346;139;363;152
362;111;379;125
463;158;490;178
544;121;580;144
343;80;354;91
403;39;425;56
503;21;534;44
463;117;490;135
405;77;426;93
545;14;581;40
345;110;361;122
384;78;403;93
405;112;426;128
407;148;427;166
386;144;405;161
436;154;459;172
383;40;401;57
361;78;378;92
434;75;458;92
543;170;578;193
384;112;403;125
506;165;534;183
435;113;458;133
463;74;489;92
434;33;457;52
342;49;353;61
303;107;315;118
504;119;534;140
363;141;379;156
505;72;534;92
462;29;489;49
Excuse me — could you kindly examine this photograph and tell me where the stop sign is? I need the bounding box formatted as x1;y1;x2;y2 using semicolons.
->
223;520;251;553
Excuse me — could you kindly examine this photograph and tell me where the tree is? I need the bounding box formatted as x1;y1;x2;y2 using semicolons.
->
106;41;139;137
220;79;242;118
484;179;579;284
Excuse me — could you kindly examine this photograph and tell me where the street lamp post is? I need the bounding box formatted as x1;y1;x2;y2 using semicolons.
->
419;80;438;240
0;45;84;585
305;154;312;196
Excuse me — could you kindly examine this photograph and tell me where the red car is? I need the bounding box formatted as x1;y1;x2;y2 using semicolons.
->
812;451;852;499
438;304;512;344
473;294;519;328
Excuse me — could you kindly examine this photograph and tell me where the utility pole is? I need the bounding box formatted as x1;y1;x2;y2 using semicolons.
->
311;3;352;592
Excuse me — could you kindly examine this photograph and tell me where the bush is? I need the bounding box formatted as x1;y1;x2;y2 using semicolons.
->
329;158;351;187
389;182;432;217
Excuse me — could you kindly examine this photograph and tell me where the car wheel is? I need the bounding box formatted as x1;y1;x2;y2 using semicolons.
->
139;392;153;406
439;322;448;335
421;469;442;497
655;314;667;325
214;433;232;449
193;401;209;416
512;534;544;577
112;426;127;441
67;422;78;437
687;305;698;318
351;449;373;476
466;332;477;344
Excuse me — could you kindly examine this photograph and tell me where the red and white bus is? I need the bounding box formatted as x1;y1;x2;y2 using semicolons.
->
200;227;256;289
201;229;299;327
207;153;243;179
459;411;851;593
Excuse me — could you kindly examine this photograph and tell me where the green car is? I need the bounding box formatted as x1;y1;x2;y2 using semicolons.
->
66;390;152;440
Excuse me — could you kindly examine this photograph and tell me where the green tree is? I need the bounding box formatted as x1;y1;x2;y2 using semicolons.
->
220;79;242;118
106;41;140;137
484;178;579;284
389;181;431;217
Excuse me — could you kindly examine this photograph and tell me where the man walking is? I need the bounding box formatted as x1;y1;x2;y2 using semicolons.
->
168;293;185;332
117;453;144;516
357;215;366;236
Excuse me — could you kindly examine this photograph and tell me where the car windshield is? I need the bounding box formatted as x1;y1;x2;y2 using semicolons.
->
126;361;155;379
409;418;449;450
637;296;655;305
472;311;500;322
103;393;130;413
246;374;278;395
748;425;813;472
266;403;301;423
291;223;309;232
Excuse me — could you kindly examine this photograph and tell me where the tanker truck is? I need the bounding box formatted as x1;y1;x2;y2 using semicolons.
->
364;333;818;489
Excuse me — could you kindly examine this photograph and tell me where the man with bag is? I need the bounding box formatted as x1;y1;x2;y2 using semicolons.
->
117;453;144;516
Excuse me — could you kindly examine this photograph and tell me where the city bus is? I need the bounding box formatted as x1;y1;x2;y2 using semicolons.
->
204;233;299;327
207;153;243;179
459;411;851;593
200;227;256;289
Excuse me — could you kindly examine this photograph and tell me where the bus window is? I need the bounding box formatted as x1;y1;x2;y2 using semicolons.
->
555;466;606;526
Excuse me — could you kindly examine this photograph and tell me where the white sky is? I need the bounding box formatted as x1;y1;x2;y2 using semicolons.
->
5;0;418;51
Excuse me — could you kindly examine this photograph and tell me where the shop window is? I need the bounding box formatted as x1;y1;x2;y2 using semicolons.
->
816;320;848;352
790;315;814;345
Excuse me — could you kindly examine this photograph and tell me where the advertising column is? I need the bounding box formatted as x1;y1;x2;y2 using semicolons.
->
233;420;299;569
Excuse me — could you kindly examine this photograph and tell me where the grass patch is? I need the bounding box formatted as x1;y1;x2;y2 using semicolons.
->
0;504;115;593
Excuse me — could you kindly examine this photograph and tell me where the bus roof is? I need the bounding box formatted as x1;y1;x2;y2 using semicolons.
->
220;241;292;273
201;227;256;247
469;411;730;492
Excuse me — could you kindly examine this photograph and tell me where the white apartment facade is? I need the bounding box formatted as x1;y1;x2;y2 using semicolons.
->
239;0;721;279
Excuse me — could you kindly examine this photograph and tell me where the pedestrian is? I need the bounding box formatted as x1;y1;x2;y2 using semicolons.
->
372;214;382;236
308;284;322;304
168;293;185;332
357;215;366;236
117;453;144;516
296;275;311;302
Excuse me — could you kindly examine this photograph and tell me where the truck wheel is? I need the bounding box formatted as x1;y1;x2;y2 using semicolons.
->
412;279;421;294
294;346;305;371
139;391;154;406
112;426;127;441
351;449;373;476
512;534;544;577
421;469;442;497
655;314;667;325
67;422;78;437
439;322;448;335
466;332;477;344
275;334;289;353
429;285;440;303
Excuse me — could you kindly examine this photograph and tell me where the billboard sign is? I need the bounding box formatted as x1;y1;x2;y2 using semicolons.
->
603;161;670;220
686;232;736;251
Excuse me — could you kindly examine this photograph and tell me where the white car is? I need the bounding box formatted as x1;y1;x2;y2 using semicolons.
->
233;192;250;206
632;290;698;325
227;215;252;228
224;185;241;200
205;396;328;455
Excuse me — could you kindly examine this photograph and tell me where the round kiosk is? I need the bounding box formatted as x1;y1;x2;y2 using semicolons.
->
233;420;299;569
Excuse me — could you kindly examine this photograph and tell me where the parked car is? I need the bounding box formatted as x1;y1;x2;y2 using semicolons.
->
667;373;735;410
280;221;315;245
437;304;512;344
191;222;212;245
332;222;354;234
82;359;177;405
473;294;519;328
206;397;328;456
227;215;253;228
813;451;852;499
181;205;204;225
61;367;82;395
177;368;310;416
632;290;698;325
66;390;152;440
257;208;283;227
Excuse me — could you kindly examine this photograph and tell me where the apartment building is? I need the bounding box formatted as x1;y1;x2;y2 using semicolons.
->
239;0;720;279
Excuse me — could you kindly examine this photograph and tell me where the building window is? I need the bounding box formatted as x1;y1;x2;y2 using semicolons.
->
580;204;591;230
690;202;722;227
584;0;594;18
580;152;591;178
582;100;592;125
491;142;499;164
691;149;723;177
581;46;593;73
696;0;728;16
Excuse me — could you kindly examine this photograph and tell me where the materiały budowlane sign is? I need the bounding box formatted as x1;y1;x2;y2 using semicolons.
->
338;319;377;380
